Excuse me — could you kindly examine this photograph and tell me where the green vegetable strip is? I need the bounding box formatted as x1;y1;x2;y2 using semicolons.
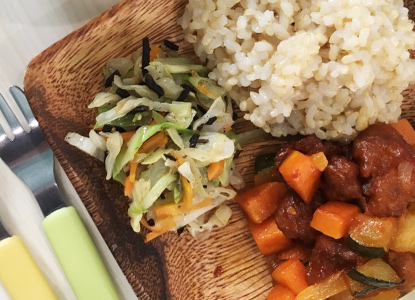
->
112;122;185;177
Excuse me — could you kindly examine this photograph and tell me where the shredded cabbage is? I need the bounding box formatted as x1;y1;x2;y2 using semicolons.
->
65;132;105;162
66;40;244;240
105;132;123;180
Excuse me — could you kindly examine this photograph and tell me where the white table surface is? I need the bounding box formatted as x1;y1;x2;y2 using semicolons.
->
0;1;137;299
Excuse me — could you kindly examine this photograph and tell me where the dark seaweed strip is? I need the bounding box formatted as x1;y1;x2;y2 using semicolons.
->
197;105;207;115
164;154;177;161
115;88;130;98
164;39;179;51
206;116;217;125
197;139;209;144
176;88;190;101
232;111;238;121
105;70;121;87
142;37;151;76
129;105;149;114
181;83;197;94
189;133;200;148
144;73;164;97
102;124;126;133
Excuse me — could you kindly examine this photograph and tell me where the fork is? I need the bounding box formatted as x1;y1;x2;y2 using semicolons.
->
0;86;121;300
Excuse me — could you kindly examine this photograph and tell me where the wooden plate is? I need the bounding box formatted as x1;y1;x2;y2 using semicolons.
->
24;0;415;299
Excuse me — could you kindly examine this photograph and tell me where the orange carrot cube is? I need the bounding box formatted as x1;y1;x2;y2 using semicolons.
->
237;182;287;224
266;284;296;300
310;201;360;239
271;258;308;295
279;150;324;203
248;217;292;256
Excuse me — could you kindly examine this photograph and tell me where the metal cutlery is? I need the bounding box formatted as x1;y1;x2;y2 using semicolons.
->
0;218;57;300
0;86;121;300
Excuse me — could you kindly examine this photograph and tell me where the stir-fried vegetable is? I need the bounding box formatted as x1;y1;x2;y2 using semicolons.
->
66;39;243;241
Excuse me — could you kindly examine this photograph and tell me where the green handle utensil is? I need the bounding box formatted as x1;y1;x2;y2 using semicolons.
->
43;207;120;300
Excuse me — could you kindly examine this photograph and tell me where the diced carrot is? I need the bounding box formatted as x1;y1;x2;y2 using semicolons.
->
266;284;296;300
271;258;308;295
311;152;328;172
137;132;168;154
279;150;324;203
149;45;161;62
236;182;288;224
248;217;292;256
121;131;136;142
310;202;360;239
207;159;225;181
391;119;415;145
124;175;134;197
128;161;138;183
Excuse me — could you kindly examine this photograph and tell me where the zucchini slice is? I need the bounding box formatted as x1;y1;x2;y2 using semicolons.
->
347;235;387;258
255;153;276;174
347;214;396;257
347;269;403;288
346;259;404;289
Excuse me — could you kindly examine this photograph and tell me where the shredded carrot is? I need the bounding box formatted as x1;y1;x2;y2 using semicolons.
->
149;45;161;62
154;197;213;219
129;161;138;183
121;131;135;142
149;120;157;125
170;151;185;165
154;203;183;219
124;176;134;197
137;132;168;154
207;159;225;181
140;217;154;230
145;218;176;242
169;151;194;209
181;176;193;209
197;84;217;99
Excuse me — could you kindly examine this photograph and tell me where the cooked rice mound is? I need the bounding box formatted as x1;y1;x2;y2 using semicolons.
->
180;0;415;139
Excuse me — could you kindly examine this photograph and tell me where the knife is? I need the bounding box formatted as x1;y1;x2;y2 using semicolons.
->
5;86;121;300
0;219;58;300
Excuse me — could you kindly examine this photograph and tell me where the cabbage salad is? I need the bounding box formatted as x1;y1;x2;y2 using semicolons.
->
65;38;244;242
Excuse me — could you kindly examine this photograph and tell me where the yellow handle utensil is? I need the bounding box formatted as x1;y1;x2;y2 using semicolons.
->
0;235;58;300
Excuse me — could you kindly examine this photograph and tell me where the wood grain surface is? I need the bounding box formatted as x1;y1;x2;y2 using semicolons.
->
23;0;415;299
